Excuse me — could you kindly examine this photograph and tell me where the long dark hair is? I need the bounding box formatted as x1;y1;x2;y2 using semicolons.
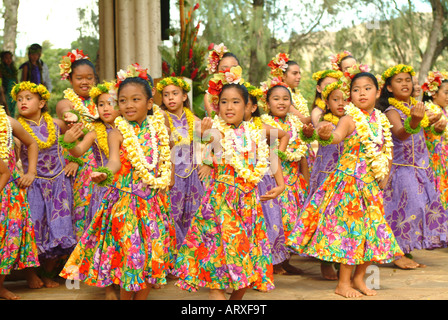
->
377;72;414;112
422;80;448;103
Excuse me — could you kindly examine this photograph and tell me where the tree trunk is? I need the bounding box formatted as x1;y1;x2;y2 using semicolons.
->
2;0;20;54
248;0;265;85
418;0;446;83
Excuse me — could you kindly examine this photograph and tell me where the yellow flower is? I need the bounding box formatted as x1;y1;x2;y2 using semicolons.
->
18;113;57;150
0;106;13;161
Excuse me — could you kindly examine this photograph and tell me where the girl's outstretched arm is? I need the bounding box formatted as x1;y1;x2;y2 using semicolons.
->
63;123;97;158
386;102;426;141
91;129;123;184
317;116;355;145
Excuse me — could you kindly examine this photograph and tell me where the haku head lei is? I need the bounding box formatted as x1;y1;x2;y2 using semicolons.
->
422;70;448;97
156;77;191;94
259;76;290;112
59;49;90;81
322;81;344;100
207;65;244;112
89;81;117;106
340;63;371;101
312;69;343;82
206;43;229;74
329;50;352;71
382;64;416;81
243;82;264;102
11;81;50;101
116;63;152;88
268;53;290;78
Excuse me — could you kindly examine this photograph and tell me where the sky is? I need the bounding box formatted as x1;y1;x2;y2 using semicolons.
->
4;0;433;56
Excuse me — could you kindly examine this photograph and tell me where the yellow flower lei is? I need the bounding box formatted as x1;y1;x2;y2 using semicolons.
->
382;64;416;81
156;77;191;94
0;107;13;162
345;103;393;181
115;105;171;189
168;108;195;146
323;113;340;126
425;101;448;140
389;97;430;128
260;113;307;162
93;122;110;158
290;89;310;117
64;88;98;130
212;116;269;185
11;82;51;101
315;98;326;111
18;113;56;150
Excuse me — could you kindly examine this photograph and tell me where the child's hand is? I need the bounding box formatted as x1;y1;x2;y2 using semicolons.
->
378;176;389;190
91;171;107;184
302;123;315;138
426;110;443;125
410;101;426;124
64;162;79;177
201;117;213;134
17;172;36;189
317;121;334;141
198;165;212;182
64;123;84;143
63;111;79;124
434;117;447;134
260;185;285;202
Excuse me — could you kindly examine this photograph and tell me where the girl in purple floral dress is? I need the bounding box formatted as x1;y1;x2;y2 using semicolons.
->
14;82;77;289
378;65;448;269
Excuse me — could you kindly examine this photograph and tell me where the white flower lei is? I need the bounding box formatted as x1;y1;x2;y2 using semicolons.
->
344;103;393;181
212;116;269;185
425;101;448;140
260;113;307;162
291;89;310;117
115;105;172;189
64;88;98;131
0;107;13;162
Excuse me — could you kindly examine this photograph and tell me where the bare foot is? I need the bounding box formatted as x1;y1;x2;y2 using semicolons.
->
335;283;363;298
225;287;233;295
105;286;118;300
273;264;287;275
394;256;420;269
167;274;179;280
352;279;377;296
281;261;304;275
42;277;60;288
25;269;44;289
0;287;20;300
321;263;338;280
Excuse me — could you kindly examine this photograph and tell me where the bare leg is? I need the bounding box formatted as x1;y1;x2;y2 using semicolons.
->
0;275;20;300
25;268;44;289
335;264;362;298
352;263;377;296
120;288;134;300
41;258;60;288
105;285;118;300
393;256;420;269
133;287;151;300
209;289;227;300
229;287;248;300
321;262;338;280
280;258;304;275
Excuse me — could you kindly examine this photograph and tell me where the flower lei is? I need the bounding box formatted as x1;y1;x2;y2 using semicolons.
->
212;116;269;185
93;122;110;158
291;89;310;117
312;70;344;82
425;101;448;139
59;49;89;81
322;81;343;100
206;43;229;74
422;70;448;97
116;63;152;88
345;103;393;181
0;106;13;162
389;97;430;128
244;82;264;101
11;82;50;101
268;53;290;78
115;105;171;189
18;113;56;150
323;113;340;126
382;64;416;82
168;108;195;146
89;81;117;106
315;98;327;111
64;88;98;130
207;65;245;112
260;113;307;162
329;50;352;71
156;77;191;94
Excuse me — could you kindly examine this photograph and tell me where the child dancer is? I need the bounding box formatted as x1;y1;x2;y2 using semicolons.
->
60;64;176;301
259;77;310;275
287;71;403;298
244;81;290;270
378;65;448;269
173;66;289;300
422;71;448;210
204;43;240;117
0;105;40;300
56;49;99;241
13;82;76;289
156;76;205;250
329;50;357;73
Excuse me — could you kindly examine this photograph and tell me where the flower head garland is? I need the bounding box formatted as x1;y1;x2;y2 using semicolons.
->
339;63;372;100
243;81;264;102
0;106;13;162
89;81;117;106
345;103;393;181
322;80;344;100
258;77;289;112
116;63;152;88
11;81;51;101
329;50;352;71
207;65;244;112
156;77;191;94
59;49;89;81
422;70;448;97
382;64;416;81
268;53;290;78
312;69;343;82
206;43;229;74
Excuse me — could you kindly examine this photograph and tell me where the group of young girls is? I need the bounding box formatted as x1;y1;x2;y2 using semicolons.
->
1;44;448;301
